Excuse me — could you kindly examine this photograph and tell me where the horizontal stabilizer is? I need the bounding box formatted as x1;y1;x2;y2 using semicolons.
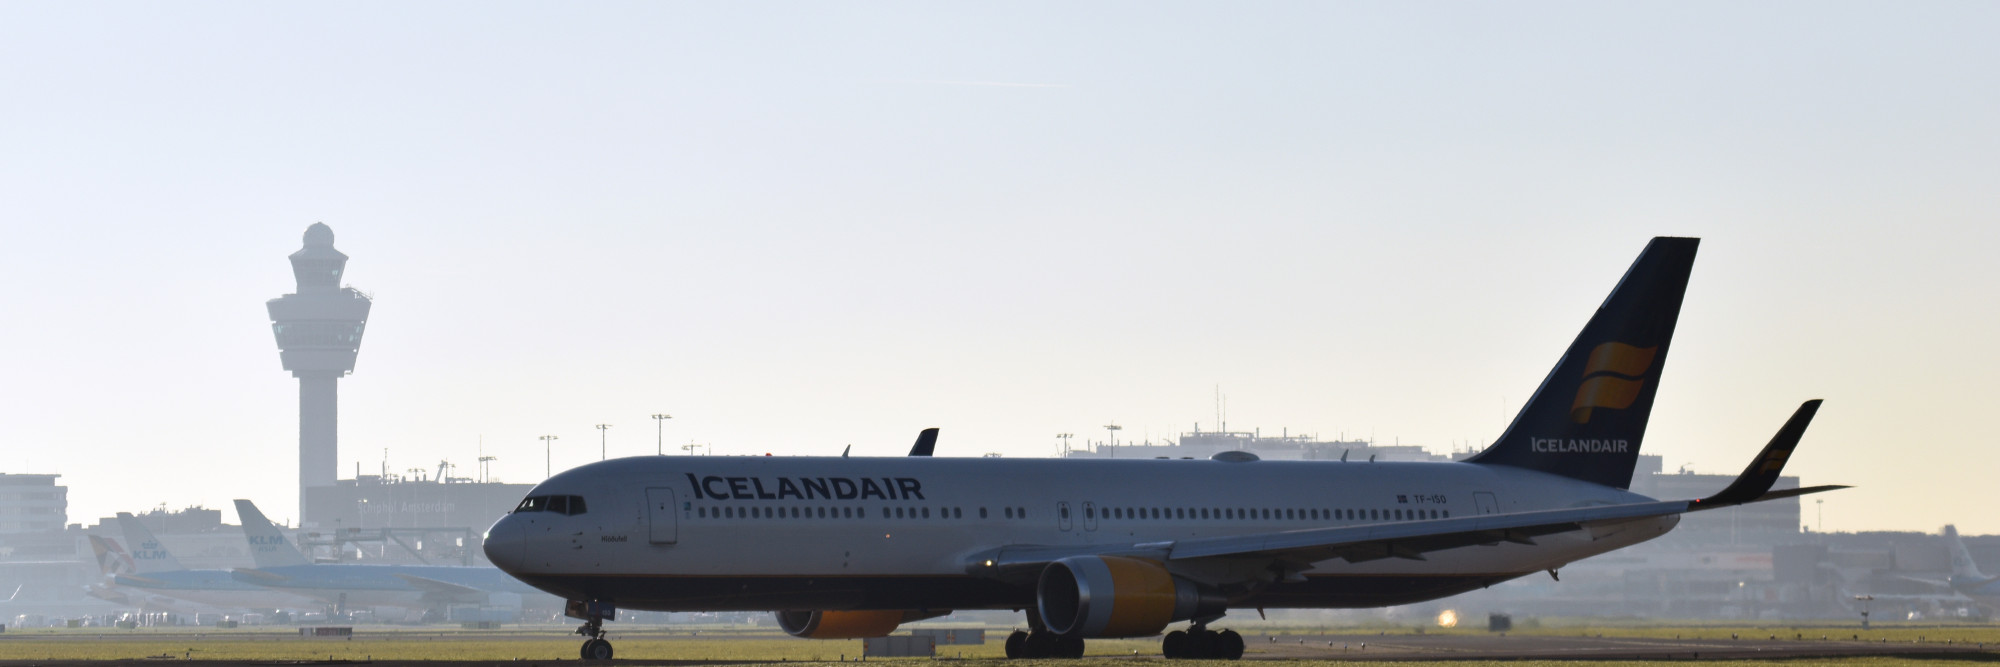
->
1745;485;1850;503
1693;400;1826;509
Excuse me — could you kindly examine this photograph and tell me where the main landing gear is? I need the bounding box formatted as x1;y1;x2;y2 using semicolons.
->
568;600;616;660
1161;623;1244;660
1003;630;1085;659
1004;610;1084;659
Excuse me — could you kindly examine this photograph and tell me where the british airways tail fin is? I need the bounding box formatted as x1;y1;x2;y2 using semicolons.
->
233;499;313;568
87;535;137;577
114;512;187;573
1465;237;1699;489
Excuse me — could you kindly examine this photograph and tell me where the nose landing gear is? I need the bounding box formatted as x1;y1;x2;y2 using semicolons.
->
567;600;617;660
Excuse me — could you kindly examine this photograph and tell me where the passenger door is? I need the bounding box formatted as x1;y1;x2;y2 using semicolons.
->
646;487;679;544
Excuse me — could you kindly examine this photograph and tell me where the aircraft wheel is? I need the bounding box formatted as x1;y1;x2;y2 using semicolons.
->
1024;631;1059;658
581;638;613;660
1217;630;1245;660
1188;629;1215;658
1162;630;1189;659
1004;631;1029;659
1057;635;1085;659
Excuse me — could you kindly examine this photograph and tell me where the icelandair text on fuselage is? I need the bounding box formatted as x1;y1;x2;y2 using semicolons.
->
685;473;924;501
1530;438;1631;453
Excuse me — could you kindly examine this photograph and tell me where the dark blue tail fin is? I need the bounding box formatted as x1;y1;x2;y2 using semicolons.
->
1464;237;1699;489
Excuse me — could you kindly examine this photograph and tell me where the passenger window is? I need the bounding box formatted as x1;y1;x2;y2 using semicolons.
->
1004;507;1014;519
922;507;931;519
979;507;988;519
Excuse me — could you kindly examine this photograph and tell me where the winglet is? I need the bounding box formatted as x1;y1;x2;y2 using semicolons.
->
1693;400;1837;508
908;428;939;457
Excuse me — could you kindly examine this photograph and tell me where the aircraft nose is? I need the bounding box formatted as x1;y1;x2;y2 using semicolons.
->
483;514;527;573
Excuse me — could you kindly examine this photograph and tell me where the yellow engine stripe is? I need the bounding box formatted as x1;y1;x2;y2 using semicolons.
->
808;610;904;638
1098;556;1175;638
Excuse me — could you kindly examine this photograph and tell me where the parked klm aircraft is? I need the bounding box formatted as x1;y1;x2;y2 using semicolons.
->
483;237;1847;660
98;513;317;612
229;499;545;615
1943;525;2000;608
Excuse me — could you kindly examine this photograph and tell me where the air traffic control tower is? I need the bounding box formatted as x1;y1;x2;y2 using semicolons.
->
267;223;370;521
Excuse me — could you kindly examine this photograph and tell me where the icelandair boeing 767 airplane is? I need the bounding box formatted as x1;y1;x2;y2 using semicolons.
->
484;237;1845;660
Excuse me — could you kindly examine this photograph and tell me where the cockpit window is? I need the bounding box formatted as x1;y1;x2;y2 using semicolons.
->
514;495;588;515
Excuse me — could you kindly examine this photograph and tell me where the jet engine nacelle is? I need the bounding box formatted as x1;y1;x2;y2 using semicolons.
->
775;609;950;639
1036;556;1224;638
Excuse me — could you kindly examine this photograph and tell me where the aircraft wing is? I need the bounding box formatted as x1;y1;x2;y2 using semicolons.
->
394;573;490;604
974;401;1843;578
974;499;1695;580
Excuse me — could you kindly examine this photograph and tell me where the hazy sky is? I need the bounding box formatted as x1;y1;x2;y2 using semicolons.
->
2;2;1994;533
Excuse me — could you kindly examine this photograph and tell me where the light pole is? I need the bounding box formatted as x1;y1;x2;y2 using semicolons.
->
1103;424;1122;449
1817;499;1824;533
1855;594;1874;629
478;455;496;483
1055;433;1074;457
681;442;701;456
596;424;612;460
540;435;558;477
652;414;672;455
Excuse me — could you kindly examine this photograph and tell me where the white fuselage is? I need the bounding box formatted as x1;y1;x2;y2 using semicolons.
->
485;454;1679;612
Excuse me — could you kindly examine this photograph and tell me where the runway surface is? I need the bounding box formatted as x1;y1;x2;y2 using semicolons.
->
1237;631;1996;661
0;629;1994;665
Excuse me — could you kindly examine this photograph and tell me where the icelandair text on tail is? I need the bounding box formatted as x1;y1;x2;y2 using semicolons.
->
1530;438;1631;453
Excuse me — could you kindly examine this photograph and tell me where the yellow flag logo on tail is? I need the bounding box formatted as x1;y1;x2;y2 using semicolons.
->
1570;342;1658;423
